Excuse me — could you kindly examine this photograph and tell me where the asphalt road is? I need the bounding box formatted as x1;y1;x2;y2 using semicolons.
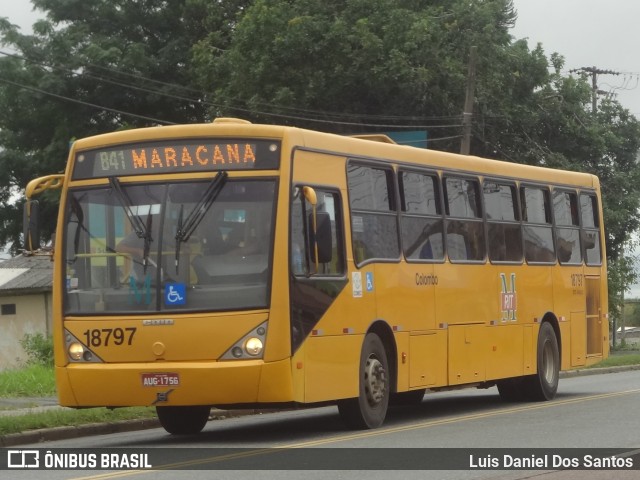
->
3;369;640;480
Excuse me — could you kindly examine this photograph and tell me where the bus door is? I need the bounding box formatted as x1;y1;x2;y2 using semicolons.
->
289;151;353;403
585;276;603;356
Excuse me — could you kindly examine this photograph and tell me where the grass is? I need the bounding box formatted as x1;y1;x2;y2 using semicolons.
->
0;364;155;436
0;364;56;397
589;352;640;368
0;407;157;436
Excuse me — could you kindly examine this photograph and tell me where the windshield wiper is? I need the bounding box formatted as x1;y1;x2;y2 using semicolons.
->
174;171;228;274
141;212;153;273
109;177;153;271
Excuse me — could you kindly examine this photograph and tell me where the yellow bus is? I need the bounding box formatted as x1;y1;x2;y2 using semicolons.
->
24;118;608;434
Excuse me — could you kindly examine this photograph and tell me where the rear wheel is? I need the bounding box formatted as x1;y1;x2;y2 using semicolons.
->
497;322;560;402
338;333;390;429
523;322;560;401
156;406;210;434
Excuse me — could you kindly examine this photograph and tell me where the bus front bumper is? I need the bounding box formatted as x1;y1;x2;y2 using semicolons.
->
56;358;293;408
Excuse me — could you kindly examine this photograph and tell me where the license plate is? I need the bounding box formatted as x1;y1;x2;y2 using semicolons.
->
141;373;180;387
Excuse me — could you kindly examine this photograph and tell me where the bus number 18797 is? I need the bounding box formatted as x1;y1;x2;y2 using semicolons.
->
82;328;137;347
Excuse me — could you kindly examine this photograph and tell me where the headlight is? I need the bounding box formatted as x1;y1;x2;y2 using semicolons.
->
244;337;263;356
68;342;85;361
219;321;268;360
64;329;103;363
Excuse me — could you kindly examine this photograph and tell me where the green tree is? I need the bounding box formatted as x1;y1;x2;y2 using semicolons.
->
479;53;640;319
0;0;249;252
2;0;640;319
198;0;640;310
197;0;519;138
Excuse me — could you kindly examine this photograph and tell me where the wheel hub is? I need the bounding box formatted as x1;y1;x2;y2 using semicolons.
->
364;355;386;406
542;340;557;383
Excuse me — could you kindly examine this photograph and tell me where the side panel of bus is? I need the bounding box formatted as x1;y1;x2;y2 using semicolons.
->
289;145;608;406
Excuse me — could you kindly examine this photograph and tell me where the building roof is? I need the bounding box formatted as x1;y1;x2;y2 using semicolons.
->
0;254;53;295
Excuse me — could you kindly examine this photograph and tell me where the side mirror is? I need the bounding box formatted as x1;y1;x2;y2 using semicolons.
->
23;199;41;252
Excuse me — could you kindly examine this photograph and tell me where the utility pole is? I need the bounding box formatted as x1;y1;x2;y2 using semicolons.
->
570;65;623;348
569;66;621;114
460;46;477;155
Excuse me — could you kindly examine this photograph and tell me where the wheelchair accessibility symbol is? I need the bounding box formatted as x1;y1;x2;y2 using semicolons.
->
165;283;186;306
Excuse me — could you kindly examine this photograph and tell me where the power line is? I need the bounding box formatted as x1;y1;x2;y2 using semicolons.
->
0;76;175;125
0;49;466;128
0;71;467;145
59;52;464;122
569;66;622;114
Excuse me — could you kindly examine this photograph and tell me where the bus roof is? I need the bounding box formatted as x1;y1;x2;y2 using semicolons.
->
71;119;599;190
295;127;599;190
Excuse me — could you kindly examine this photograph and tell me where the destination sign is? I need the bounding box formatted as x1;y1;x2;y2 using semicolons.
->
72;139;281;179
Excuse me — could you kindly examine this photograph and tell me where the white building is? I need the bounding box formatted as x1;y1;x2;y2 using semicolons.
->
0;254;53;369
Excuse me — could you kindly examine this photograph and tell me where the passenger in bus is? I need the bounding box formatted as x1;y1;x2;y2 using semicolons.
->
487;226;507;261
419;241;434;259
405;221;443;260
116;222;191;284
202;226;232;255
227;221;270;256
115;221;156;283
225;224;246;251
524;240;555;263
557;237;576;263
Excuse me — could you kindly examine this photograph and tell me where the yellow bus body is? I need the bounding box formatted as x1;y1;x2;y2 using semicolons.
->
33;119;607;431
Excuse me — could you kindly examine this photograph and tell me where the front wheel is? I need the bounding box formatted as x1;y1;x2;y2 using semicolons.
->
338;333;390;429
156;406;211;435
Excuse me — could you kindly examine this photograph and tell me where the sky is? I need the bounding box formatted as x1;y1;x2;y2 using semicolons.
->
511;0;640;117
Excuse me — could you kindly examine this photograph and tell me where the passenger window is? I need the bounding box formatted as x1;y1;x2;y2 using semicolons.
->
580;193;601;265
399;171;444;261
521;187;555;263
580;194;598;228
445;177;481;218
553;190;580;227
444;177;485;262
401;171;440;215
347;163;400;264
484;183;517;221
553;190;581;264
484;182;522;263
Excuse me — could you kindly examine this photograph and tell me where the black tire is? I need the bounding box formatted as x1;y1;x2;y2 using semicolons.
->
156;406;211;435
522;322;560;401
496;377;525;402
338;333;390;429
390;388;426;406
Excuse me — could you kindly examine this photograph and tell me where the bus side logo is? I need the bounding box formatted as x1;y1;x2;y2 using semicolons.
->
500;273;517;322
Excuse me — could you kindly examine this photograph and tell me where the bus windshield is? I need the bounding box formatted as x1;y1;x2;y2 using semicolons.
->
63;177;276;315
